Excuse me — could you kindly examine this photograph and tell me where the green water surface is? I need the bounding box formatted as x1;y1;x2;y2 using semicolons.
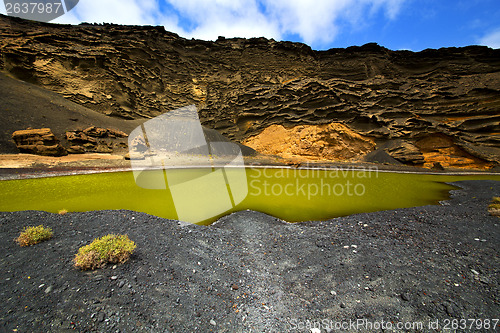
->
0;168;498;225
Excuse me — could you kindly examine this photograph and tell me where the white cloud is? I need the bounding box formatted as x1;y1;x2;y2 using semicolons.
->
479;28;500;49
5;0;407;48
55;0;161;25
165;0;281;40
166;0;406;46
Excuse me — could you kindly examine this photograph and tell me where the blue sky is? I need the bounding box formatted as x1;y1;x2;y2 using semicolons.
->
2;0;500;51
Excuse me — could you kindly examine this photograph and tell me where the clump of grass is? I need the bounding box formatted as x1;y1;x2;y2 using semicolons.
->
15;225;53;247
489;197;500;217
58;209;68;215
74;234;136;270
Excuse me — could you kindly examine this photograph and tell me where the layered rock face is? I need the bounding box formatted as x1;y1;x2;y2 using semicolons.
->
243;123;375;161
0;14;499;168
65;126;128;154
12;128;67;156
11;126;128;156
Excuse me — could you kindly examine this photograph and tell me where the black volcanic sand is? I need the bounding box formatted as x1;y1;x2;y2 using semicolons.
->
0;72;142;154
0;180;499;332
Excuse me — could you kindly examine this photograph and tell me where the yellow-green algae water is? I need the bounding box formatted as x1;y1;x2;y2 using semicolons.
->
0;168;498;225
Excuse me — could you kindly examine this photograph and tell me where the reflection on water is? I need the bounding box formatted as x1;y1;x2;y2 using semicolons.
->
0;168;498;225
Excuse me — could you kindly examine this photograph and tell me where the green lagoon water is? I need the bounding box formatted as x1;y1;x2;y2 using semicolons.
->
0;168;498;225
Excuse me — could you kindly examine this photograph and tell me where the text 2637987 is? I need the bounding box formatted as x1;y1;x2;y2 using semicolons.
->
5;2;63;15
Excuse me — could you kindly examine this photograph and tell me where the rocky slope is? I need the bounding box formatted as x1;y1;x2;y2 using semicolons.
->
0;14;499;168
0;72;142;155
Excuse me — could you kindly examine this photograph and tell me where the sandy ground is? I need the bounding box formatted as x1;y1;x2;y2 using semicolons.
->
0;153;127;168
1;153;498;182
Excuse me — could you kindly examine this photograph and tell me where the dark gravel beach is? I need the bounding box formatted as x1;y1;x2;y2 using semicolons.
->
0;180;499;332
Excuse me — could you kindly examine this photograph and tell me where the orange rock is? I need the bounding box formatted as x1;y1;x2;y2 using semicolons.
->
243;123;375;162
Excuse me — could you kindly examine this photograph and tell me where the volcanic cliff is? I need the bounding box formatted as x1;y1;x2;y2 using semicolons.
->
0;14;499;169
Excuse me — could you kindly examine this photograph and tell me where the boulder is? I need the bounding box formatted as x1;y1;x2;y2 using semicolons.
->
363;148;403;165
67;145;85;154
124;152;145;160
431;162;445;170
65;127;128;153
107;128;128;138
95;142;113;153
383;140;424;164
83;126;108;137
130;136;148;152
66;131;97;146
12;128;67;156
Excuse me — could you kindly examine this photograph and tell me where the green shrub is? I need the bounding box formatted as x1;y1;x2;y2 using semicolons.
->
74;234;136;270
489;197;500;216
16;225;53;247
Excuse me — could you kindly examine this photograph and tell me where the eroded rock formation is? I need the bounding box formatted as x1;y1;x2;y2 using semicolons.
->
244;123;375;161
12;128;67;156
65;127;128;154
11;126;128;156
0;14;499;168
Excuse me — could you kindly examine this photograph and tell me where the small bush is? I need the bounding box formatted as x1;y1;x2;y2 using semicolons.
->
74;234;136;270
58;209;68;215
16;225;53;247
488;197;500;217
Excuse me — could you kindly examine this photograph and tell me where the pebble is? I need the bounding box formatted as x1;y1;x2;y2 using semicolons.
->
231;284;239;290
444;302;459;317
97;312;105;322
330;290;337;296
111;276;118;280
479;276;490;284
44;286;53;294
340;302;346;308
471;269;480;275
118;281;125;288
210;319;216;326
311;328;320;333
401;292;411;301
